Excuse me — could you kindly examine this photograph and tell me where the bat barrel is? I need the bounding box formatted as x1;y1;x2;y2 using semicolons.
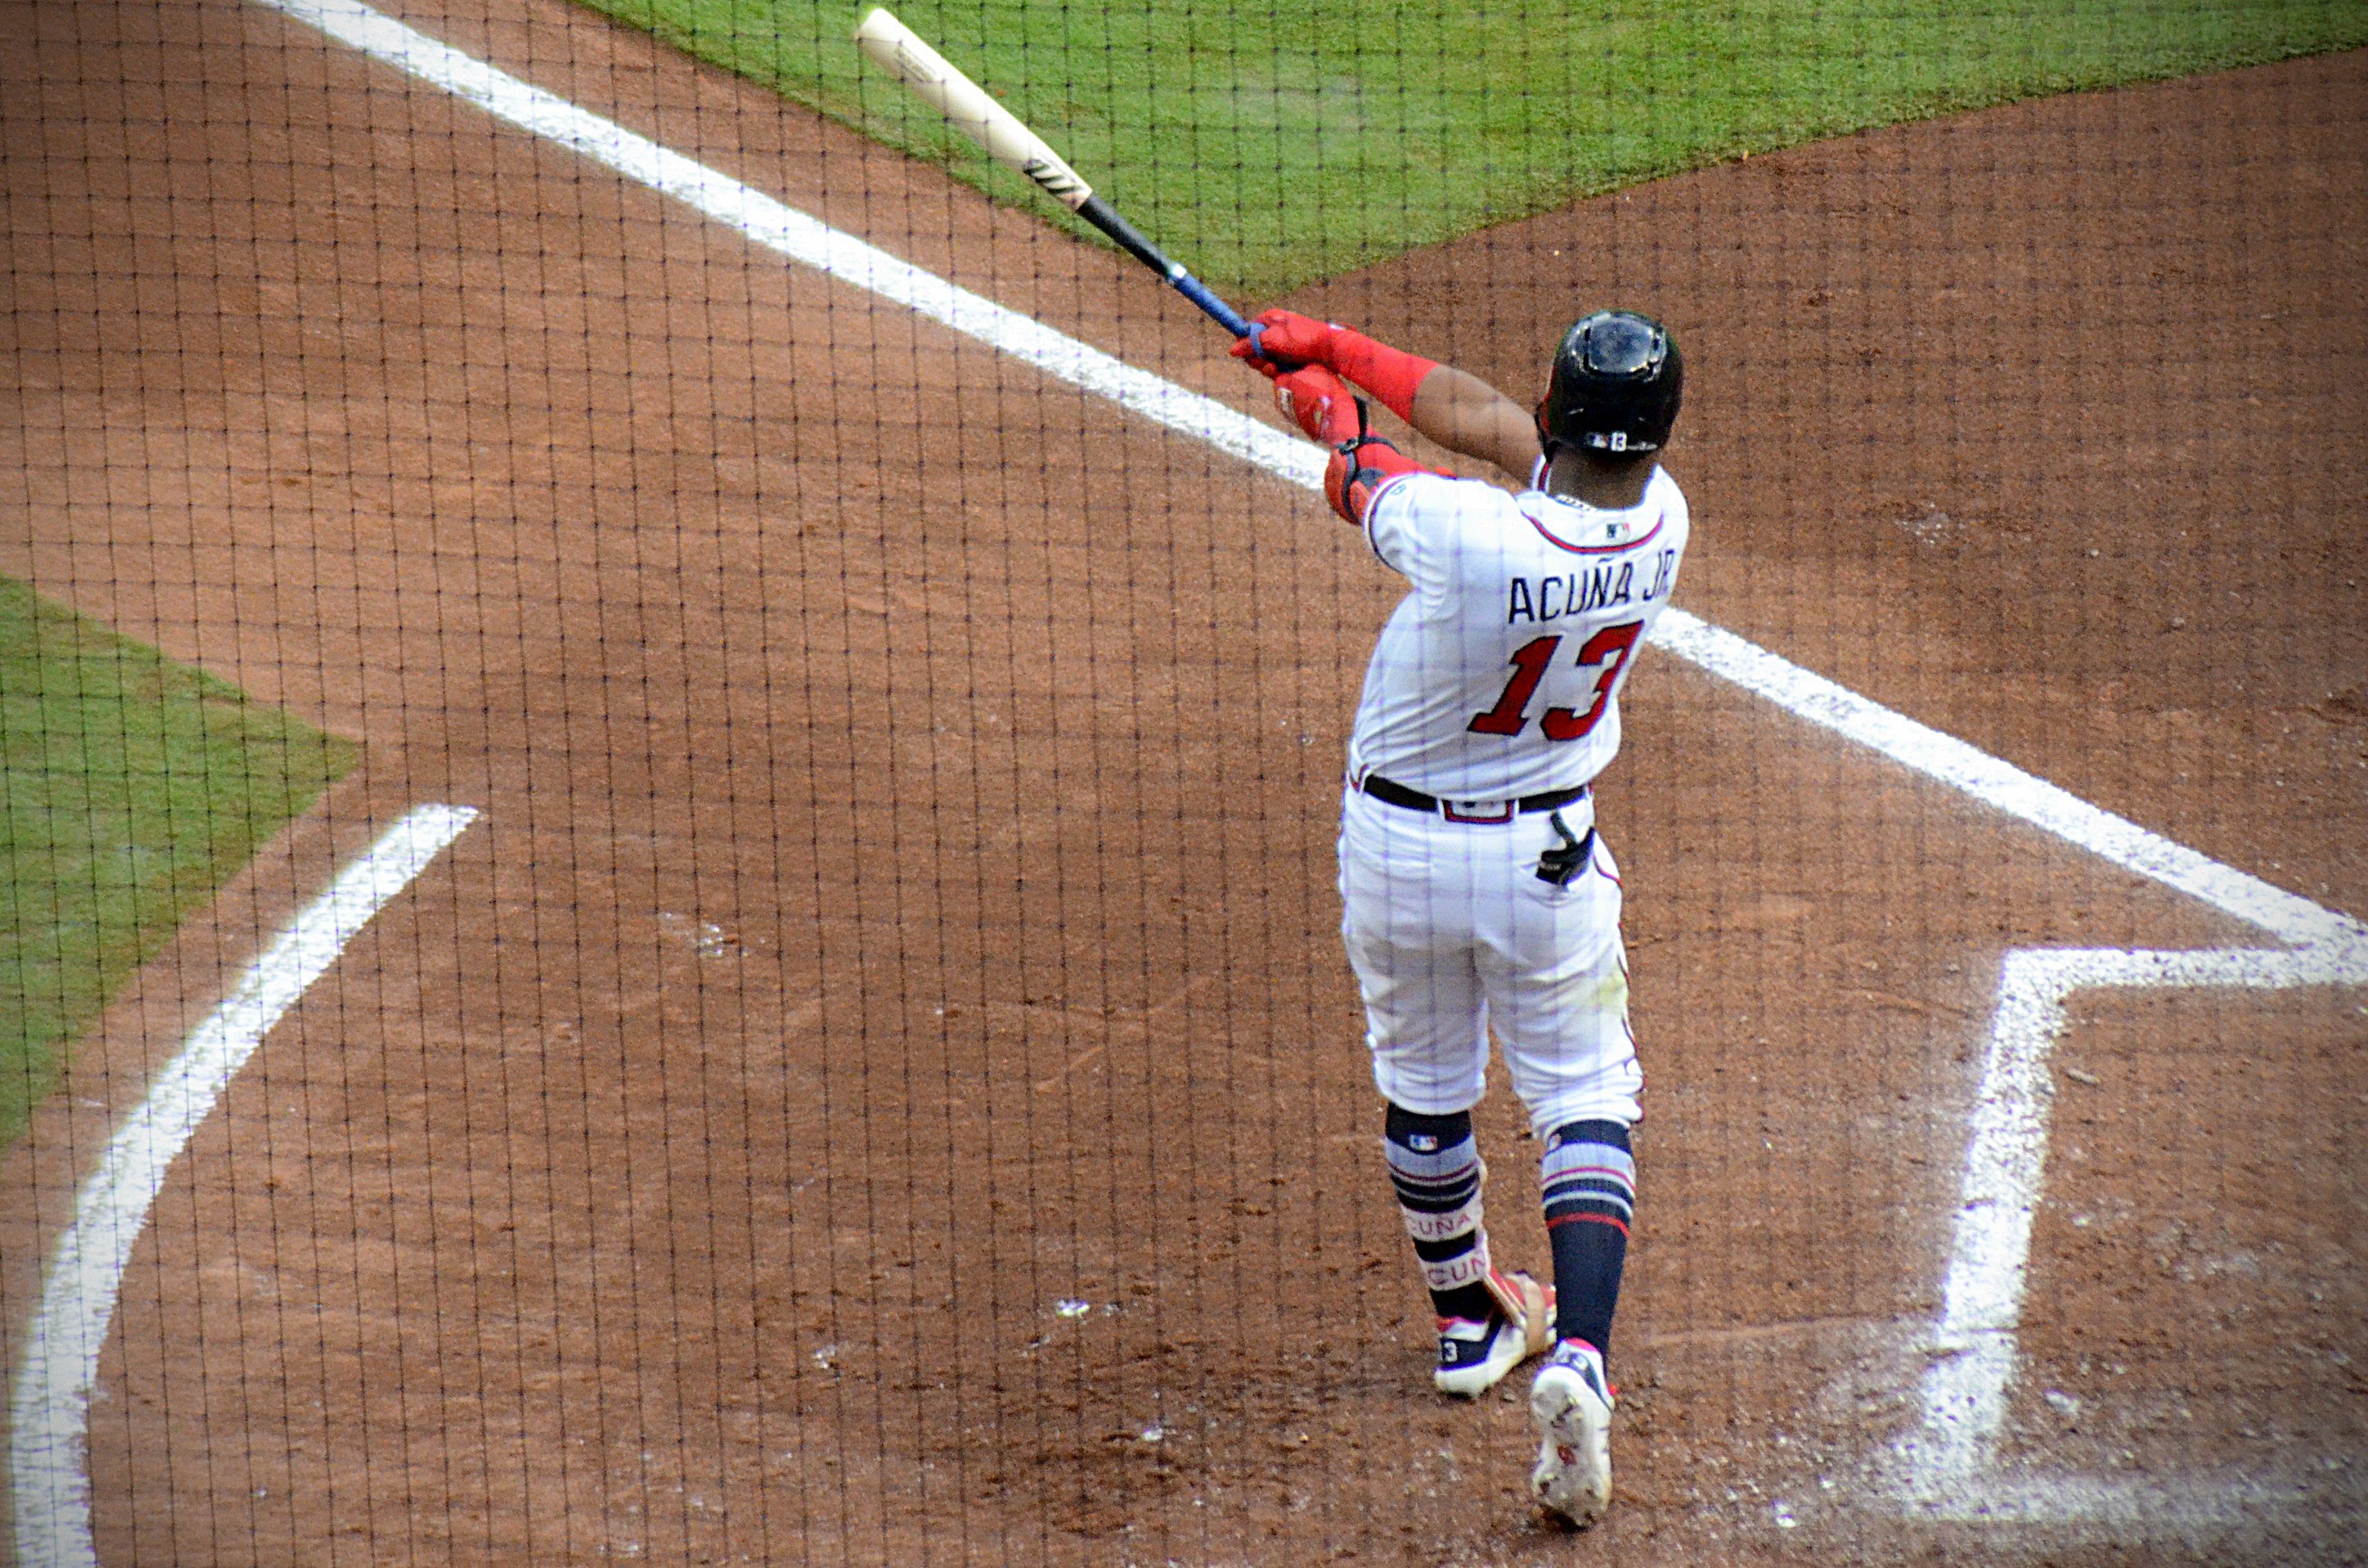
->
858;10;1260;349
854;8;1094;211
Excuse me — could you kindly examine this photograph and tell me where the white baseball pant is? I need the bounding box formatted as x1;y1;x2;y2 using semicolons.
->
1336;785;1642;1136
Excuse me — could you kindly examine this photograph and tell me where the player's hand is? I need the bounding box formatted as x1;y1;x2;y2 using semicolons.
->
1272;365;1362;445
1233;308;1340;375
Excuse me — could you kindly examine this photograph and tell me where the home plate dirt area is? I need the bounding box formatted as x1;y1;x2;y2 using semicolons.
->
1;0;2363;1562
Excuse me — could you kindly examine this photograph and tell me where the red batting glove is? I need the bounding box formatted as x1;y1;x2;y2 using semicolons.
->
1233;309;1436;423
1272;365;1362;446
1231;308;1341;375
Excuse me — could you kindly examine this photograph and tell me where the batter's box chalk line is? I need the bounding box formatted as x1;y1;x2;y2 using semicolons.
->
1650;627;2368;1527
1;0;2353;1553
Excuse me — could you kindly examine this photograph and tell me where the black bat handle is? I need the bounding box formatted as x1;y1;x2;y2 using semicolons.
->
1074;194;1296;365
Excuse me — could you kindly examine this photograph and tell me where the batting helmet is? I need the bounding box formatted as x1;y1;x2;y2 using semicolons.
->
1536;310;1684;457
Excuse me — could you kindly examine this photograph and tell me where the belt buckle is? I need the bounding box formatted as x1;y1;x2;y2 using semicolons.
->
1440;798;1514;825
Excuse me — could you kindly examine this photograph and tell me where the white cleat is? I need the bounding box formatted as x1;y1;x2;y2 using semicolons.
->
1528;1338;1614;1525
1432;1269;1554;1398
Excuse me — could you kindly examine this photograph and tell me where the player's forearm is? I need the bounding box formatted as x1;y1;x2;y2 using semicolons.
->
1407;365;1546;479
1236;307;1541;478
1329;336;1541;478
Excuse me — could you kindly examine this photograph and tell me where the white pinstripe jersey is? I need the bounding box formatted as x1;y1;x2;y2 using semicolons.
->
1345;466;1689;801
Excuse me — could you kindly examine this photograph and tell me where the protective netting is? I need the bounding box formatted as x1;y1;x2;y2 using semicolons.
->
3;2;2363;1563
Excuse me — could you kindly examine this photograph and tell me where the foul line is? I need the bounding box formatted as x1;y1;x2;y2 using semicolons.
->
259;0;1321;492
1648;615;2362;948
8;805;479;1568
100;0;2368;1533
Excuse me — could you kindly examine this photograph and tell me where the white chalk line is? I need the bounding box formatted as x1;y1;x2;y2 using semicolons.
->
52;0;2358;1538
1904;937;2368;1510
8;805;477;1568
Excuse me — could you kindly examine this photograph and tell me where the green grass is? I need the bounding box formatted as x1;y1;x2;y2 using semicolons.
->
0;579;357;1153
569;1;2368;297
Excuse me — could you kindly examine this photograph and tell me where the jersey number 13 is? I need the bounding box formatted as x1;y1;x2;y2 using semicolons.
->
1466;621;1644;742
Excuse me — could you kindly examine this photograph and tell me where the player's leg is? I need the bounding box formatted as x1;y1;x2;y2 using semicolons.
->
1539;1117;1633;1362
1381;1102;1494;1327
1375;1101;1554;1395
1525;1120;1629;1525
1337;789;1552;1397
1480;819;1639;1522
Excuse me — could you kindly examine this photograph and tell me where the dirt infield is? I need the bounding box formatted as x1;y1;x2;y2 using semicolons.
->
3;0;2362;1562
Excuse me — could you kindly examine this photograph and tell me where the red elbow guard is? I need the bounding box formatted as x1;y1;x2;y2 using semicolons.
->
1324;435;1422;525
1327;331;1438;424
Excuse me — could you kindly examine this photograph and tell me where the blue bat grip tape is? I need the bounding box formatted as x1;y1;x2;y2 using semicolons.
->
1170;271;1251;339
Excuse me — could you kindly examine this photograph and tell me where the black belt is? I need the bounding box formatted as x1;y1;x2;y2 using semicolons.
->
1359;772;1588;821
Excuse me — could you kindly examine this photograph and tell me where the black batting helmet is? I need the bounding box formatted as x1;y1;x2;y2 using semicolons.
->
1537;310;1684;457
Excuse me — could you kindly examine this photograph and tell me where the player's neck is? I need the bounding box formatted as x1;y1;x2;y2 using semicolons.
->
1545;449;1657;509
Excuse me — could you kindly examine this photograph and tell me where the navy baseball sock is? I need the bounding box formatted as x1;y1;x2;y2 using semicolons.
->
1384;1104;1497;1324
1541;1119;1635;1355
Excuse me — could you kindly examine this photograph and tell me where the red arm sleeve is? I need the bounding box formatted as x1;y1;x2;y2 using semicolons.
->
1236;309;1438;422
1325;331;1438;424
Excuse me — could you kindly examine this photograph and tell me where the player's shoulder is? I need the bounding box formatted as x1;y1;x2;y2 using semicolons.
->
1645;463;1689;532
1363;469;1513;542
1372;468;1525;525
1646;462;1688;510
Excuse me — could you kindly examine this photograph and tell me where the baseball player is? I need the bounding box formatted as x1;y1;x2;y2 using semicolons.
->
1235;307;1686;1525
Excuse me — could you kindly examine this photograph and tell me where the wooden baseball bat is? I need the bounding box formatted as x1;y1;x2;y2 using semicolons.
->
852;7;1266;346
